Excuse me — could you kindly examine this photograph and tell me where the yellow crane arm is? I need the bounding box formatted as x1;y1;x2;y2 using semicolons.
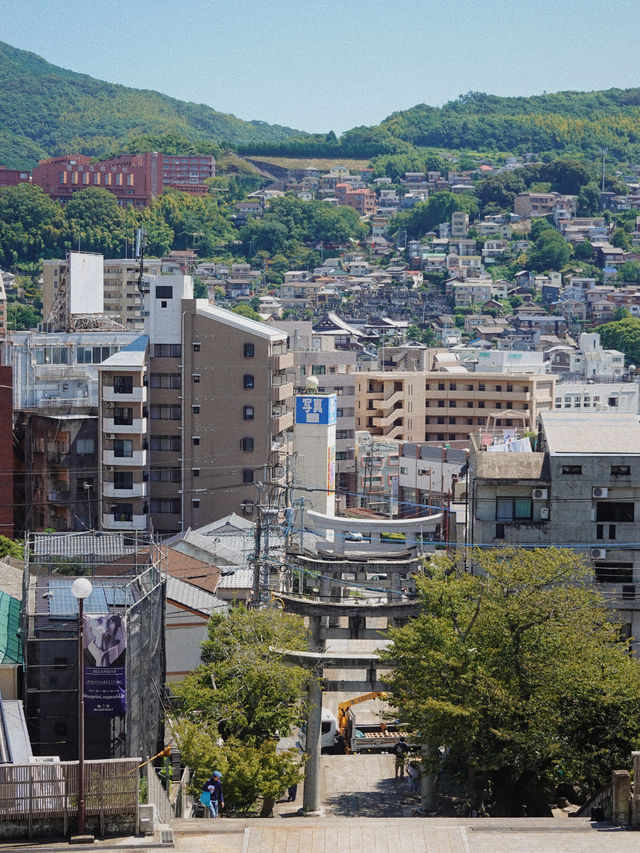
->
337;691;388;733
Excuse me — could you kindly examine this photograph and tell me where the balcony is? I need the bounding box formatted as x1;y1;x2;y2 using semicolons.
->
102;513;148;531
270;351;294;371
103;385;147;403
271;377;294;402
103;481;148;498
102;417;147;435
103;450;147;467
272;410;294;433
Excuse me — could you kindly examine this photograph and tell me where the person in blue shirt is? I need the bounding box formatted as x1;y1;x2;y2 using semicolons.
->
202;770;224;818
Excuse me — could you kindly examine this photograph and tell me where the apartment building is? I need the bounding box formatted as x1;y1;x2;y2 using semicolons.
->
356;370;555;443
98;275;294;536
43;256;163;330
469;411;640;647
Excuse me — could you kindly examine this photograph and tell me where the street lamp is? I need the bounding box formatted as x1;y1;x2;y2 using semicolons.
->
71;577;92;839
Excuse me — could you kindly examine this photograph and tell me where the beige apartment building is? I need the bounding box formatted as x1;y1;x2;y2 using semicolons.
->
43;256;162;330
98;275;294;537
356;371;555;443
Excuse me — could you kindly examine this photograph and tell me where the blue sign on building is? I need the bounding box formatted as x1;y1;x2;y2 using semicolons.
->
295;394;337;425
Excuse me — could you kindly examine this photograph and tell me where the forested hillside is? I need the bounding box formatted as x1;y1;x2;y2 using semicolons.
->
244;89;640;161
0;41;302;168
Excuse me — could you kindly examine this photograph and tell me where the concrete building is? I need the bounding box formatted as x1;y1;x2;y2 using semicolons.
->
469;411;640;646
554;382;639;413
98;275;294;536
568;333;626;380
43;255;163;330
356;370;555;443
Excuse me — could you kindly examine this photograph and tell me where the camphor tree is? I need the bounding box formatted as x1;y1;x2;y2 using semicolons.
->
383;548;640;816
172;606;310;816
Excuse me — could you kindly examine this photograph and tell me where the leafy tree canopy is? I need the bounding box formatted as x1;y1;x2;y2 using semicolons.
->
597;315;640;365
173;605;310;742
383;548;640;816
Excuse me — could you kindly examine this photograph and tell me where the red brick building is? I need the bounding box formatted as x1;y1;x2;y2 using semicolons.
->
0;166;31;188
32;152;215;206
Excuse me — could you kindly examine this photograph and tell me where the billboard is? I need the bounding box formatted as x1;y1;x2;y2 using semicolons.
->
68;251;104;315
295;394;337;425
83;614;127;716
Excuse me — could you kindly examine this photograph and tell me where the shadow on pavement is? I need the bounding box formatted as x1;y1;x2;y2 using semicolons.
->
325;776;415;817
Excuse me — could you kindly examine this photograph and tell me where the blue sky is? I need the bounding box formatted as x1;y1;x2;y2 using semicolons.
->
4;0;640;134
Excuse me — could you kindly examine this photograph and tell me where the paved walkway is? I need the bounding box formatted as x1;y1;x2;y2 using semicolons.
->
171;817;640;853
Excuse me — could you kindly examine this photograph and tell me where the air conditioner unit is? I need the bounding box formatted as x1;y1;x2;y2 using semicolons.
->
593;487;608;499
591;548;607;560
532;488;548;500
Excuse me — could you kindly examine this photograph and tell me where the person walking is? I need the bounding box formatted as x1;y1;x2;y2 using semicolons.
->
202;770;224;818
393;737;409;779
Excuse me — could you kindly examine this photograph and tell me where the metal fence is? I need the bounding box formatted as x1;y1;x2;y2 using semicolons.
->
0;759;139;834
146;763;172;824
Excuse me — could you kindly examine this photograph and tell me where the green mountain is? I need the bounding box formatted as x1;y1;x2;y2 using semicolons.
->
376;89;640;158
0;41;302;169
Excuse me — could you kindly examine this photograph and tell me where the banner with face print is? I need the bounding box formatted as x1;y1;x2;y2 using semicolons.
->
82;614;127;716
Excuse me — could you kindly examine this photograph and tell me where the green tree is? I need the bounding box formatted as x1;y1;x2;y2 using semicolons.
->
232;303;261;321
173;606;310;741
573;240;593;262
577;181;601;216
617;261;640;283
0;184;65;265
528;221;571;271
0;536;23;560
597;315;640;364
174;720;303;816
65;187;129;255
611;227;632;251
383;548;640;816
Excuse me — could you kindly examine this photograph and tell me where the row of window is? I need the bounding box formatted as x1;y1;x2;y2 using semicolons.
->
562;465;631;476
426;382;527;393
495;499;635;524
426;401;528;411
60;171;134;186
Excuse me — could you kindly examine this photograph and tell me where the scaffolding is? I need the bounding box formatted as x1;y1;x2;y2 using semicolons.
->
23;531;166;762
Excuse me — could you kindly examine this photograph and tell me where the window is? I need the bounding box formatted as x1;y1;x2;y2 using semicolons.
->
243;374;254;389
478;383;485;391
594;562;633;584
438;400;445;408
596;502;634;523
114;407;133;425
150;373;181;389
76;438;95;455
244;405;255;420
311;365;326;375
449;382;456;390
400;466;408;474
192;499;200;508
336;429;351;440
193;468;200;477
496;497;532;521
611;465;631;476
562;465;582;474
150;404;181;420
111;502;133;521
243;468;254;483
193;374;200;383
113;376;133;394
153;344;181;357
193;436;200;446
150;435;181;451
150;467;180;482
495;385;502;392
596;524;616;540
438;383;445;391
506;384;513;392
478;401;485;409
192;405;200;414
193;343;200;352
156;286;173;299
113;439;133;458
113;471;133;490
449;401;456;408
244;343;255;358
241;436;254;452
150;498;180;514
